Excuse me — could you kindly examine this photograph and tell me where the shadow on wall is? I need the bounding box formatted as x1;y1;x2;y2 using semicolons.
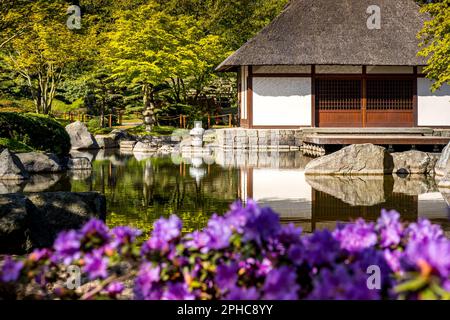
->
252;77;311;98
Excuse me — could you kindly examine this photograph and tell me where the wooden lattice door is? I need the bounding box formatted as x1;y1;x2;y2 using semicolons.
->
366;79;414;127
315;78;415;127
316;79;362;127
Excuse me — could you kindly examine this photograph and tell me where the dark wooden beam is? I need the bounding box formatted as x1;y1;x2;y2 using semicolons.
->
413;66;418;127
252;73;312;78
247;66;253;128
311;65;316;127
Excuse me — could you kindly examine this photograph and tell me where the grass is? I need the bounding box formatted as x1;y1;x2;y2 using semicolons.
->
0;138;34;153
126;125;176;137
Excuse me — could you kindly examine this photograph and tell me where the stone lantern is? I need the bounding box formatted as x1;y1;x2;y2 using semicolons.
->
190;121;205;148
143;104;155;133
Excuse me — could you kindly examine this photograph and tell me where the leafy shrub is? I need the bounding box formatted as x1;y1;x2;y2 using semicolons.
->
0;138;34;153
86;118;114;135
0;112;71;155
1;201;449;300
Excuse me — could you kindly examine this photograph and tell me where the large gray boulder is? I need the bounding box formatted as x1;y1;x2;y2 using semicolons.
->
133;141;158;153
95;134;119;149
305;175;386;206
27;192;106;248
435;142;450;176
110;129;134;142
65;121;99;150
0;192;106;251
17;152;63;173
0;194;34;253
391;151;438;175
305;144;393;175
0;149;29;180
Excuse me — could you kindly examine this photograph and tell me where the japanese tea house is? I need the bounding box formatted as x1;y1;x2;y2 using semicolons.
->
217;0;450;131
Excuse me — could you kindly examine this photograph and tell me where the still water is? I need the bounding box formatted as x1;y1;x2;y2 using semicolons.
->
6;149;450;234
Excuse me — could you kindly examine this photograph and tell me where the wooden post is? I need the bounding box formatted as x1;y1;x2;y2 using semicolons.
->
109;114;113;128
119;112;123;125
229;114;232;128
362;66;367;128
208;114;211;129
183;116;186;129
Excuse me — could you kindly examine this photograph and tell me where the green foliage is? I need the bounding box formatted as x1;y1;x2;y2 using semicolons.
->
0;112;71;155
418;0;450;90
1;0;288;118
126;125;176;136
0;137;34;153
0;0;99;114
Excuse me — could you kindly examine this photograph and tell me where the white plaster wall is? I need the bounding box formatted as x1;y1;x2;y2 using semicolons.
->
418;78;450;126
253;65;311;74
252;77;312;126
316;65;362;74
240;66;248;119
367;66;414;74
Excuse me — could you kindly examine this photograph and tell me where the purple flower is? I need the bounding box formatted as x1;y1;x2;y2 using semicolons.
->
53;230;82;264
225;286;260;300
1;257;24;282
134;263;161;300
154;215;182;242
111;226;142;248
184;230;211;253
204;215;233;250
142;215;182;253
29;248;51;262
406;219;444;243
106;282;125;297
353;248;394;291
333;219;377;252
224;200;251;233
243;206;281;246
215;262;239;291
81;218;110;242
404;238;450;278
308;265;381;300
83;249;109;280
383;249;403;273
376;210;404;248
263;266;299;300
288;244;304;266
278;223;303;245
163;282;195;300
303;230;342;266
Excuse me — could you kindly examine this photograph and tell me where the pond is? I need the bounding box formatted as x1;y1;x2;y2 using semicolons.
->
6;149;450;235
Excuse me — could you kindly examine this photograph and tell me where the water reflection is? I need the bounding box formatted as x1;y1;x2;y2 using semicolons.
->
3;149;449;235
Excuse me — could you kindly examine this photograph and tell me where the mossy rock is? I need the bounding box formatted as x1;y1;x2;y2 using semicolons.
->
0;112;71;156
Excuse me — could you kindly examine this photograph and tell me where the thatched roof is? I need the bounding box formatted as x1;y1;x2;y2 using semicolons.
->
217;0;428;71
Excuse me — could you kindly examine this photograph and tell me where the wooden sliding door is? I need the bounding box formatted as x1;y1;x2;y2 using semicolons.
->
366;79;414;127
316;79;362;127
315;78;415;127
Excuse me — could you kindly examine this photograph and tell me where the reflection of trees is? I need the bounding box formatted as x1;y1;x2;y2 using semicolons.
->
69;156;239;234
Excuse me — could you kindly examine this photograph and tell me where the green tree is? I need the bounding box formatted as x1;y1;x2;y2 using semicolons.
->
418;0;450;91
0;0;95;114
105;1;228;115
